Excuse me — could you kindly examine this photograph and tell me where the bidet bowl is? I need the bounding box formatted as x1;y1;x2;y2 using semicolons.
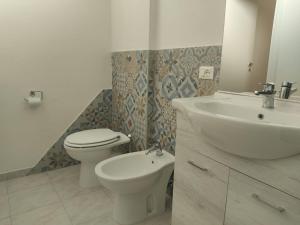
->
95;150;174;194
95;150;174;225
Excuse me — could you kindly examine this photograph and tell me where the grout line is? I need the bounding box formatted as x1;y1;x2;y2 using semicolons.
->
48;167;114;225
4;180;8;196
8;196;60;219
8;216;12;225
47;171;75;225
7;173;59;219
47;166;170;225
10;202;60;217
102;187;114;203
2;179;8;198
7;180;13;219
8;200;63;222
6;173;51;195
222;169;230;225
0;217;13;225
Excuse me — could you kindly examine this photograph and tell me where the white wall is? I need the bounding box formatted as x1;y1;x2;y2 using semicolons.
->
150;0;226;50
111;0;226;51
0;0;112;174
267;0;300;95
111;0;151;51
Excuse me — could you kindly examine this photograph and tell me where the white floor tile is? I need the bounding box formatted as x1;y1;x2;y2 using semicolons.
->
102;188;115;201
51;175;101;201
0;196;10;220
78;210;172;225
11;202;71;225
0;218;11;225
77;213;117;225
1;166;171;225
63;190;112;225
7;173;50;194
9;184;60;216
47;165;80;182
138;211;172;225
0;182;7;197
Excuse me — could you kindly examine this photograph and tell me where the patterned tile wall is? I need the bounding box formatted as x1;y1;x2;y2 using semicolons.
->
112;46;222;154
112;51;150;151
148;46;222;154
29;89;113;174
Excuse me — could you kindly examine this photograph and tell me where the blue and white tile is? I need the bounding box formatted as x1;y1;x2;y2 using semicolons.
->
177;47;200;76
160;74;178;100
29;89;112;175
178;77;197;98
135;72;148;96
112;51;149;151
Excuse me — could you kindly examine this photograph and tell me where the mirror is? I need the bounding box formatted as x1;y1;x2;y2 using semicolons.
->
267;0;300;96
219;0;299;96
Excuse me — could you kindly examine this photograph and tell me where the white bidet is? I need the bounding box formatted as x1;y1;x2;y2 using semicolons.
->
95;150;174;225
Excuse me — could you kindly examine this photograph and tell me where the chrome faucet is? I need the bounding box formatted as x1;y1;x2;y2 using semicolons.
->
279;81;297;99
254;82;276;109
145;143;164;157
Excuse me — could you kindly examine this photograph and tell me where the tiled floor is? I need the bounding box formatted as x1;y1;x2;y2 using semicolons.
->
0;165;171;225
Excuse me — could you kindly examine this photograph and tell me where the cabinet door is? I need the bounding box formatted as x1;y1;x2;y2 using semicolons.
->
225;170;300;225
172;145;229;225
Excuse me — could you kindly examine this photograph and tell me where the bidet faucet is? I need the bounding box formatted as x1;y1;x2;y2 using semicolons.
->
145;143;164;157
254;82;276;109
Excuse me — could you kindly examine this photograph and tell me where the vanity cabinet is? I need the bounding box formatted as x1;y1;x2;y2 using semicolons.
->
225;171;300;225
172;151;300;225
172;143;229;225
172;111;300;225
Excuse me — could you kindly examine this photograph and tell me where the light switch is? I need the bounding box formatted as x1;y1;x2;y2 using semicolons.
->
199;66;214;80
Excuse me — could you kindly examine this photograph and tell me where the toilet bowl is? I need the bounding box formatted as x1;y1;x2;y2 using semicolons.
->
64;129;130;188
95;150;174;225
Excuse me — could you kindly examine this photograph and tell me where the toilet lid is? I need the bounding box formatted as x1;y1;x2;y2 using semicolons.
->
65;129;120;147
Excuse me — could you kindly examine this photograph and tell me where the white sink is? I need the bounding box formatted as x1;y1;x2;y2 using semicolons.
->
173;92;300;159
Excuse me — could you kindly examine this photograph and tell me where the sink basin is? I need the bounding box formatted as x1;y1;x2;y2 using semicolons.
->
173;92;300;159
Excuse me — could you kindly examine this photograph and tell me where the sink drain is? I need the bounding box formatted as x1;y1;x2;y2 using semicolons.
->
258;113;264;120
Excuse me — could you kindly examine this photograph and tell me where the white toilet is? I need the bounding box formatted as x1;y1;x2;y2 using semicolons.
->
95;149;174;225
64;128;130;188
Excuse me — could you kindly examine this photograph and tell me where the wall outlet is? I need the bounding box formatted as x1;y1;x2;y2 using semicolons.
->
199;66;214;80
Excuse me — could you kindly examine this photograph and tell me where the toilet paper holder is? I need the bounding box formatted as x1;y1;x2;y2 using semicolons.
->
24;90;43;102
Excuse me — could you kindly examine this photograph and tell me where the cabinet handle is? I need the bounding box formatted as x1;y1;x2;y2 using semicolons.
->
252;193;286;213
187;160;208;172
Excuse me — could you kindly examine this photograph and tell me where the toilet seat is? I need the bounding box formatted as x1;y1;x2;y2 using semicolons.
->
64;129;121;148
64;128;130;188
